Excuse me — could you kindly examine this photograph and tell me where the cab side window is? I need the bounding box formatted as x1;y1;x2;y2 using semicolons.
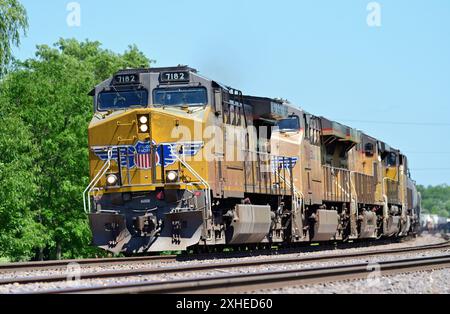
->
223;95;244;127
364;143;374;157
308;116;321;146
387;153;397;167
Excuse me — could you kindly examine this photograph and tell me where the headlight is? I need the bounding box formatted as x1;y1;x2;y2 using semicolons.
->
139;116;148;124
166;170;179;183
106;174;118;186
138;114;150;133
140;124;149;132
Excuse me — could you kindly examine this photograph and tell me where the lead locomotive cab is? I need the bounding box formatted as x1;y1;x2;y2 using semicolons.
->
86;66;218;254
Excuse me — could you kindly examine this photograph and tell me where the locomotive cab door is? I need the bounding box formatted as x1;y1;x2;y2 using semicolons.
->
302;114;323;205
212;88;225;198
215;88;248;199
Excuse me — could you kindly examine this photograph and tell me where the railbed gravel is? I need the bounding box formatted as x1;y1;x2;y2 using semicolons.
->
0;234;448;294
252;268;450;294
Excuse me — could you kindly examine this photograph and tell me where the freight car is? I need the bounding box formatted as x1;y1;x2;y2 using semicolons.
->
84;66;422;254
420;214;449;233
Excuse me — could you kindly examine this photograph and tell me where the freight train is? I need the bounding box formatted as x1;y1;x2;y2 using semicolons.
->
84;66;422;254
420;214;449;233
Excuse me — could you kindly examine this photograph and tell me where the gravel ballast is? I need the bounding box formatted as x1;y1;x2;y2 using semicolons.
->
253;268;450;294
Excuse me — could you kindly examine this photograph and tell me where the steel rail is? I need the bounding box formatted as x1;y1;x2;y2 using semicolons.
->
45;254;450;294
2;241;449;287
0;255;176;272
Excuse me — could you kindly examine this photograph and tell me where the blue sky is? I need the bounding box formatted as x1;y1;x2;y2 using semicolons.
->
14;0;450;186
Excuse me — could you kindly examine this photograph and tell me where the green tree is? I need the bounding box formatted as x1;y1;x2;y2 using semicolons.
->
417;184;450;218
0;109;48;261
0;38;154;261
0;0;28;76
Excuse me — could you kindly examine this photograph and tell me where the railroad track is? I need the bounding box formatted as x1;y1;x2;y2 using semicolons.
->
1;241;449;291
0;255;177;273
0;236;432;274
43;254;450;294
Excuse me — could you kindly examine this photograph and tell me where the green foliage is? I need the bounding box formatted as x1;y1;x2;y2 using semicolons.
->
0;257;9;263
417;184;450;218
0;0;28;76
0;38;154;261
0;109;47;261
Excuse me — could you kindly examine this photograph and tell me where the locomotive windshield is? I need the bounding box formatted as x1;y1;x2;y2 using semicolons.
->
98;89;148;111
153;87;208;107
278;116;300;131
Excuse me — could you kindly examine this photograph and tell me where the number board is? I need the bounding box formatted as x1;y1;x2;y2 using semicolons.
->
160;71;190;83
271;102;288;118
113;74;139;85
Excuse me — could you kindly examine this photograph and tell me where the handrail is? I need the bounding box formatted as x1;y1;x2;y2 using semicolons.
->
275;165;304;239
243;148;303;213
172;145;212;232
274;164;304;209
323;166;351;199
349;170;359;220
83;149;113;214
382;176;397;195
275;167;301;197
242;149;296;160
322;164;351;173
382;176;399;202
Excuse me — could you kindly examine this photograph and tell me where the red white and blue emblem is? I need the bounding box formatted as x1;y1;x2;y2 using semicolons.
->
134;141;153;169
92;141;203;170
272;156;299;172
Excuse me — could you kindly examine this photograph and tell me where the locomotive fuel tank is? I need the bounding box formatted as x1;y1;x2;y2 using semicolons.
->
226;205;272;244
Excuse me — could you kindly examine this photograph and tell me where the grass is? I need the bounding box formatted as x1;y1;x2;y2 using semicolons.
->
161;251;182;255
0;257;10;264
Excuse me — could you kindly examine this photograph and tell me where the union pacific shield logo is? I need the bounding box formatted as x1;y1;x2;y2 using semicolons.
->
134;141;153;169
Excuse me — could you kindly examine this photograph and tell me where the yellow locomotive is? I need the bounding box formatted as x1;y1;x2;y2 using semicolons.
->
85;66;421;254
